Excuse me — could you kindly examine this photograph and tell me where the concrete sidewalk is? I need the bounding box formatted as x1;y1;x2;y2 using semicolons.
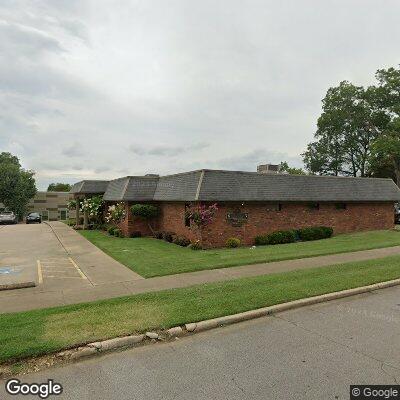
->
1;222;400;313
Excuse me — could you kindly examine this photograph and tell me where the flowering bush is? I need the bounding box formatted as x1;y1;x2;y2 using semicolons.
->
185;203;218;228
105;202;126;224
80;196;104;223
67;199;77;210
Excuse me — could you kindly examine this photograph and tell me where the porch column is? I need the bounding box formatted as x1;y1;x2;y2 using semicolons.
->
83;196;89;229
75;200;79;225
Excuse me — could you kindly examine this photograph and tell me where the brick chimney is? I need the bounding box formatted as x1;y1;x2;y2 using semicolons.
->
257;164;280;174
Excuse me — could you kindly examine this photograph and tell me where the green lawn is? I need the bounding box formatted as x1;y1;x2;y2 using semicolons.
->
2;254;400;364
80;229;400;277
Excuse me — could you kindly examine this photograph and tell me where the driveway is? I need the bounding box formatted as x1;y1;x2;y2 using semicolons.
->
0;223;143;312
2;285;400;399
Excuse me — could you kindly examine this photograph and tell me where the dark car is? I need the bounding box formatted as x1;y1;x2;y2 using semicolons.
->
395;204;400;224
26;212;42;224
0;211;17;224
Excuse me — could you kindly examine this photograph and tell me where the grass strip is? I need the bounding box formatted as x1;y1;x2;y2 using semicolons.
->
1;254;400;363
80;229;400;277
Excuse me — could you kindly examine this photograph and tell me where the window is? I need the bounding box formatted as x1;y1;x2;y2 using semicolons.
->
308;203;320;210
335;203;347;210
266;203;282;211
59;209;68;220
184;203;191;227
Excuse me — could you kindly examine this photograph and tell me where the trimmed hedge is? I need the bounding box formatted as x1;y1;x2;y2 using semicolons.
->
298;226;333;241
267;230;297;245
173;236;191;247
226;237;241;248
162;231;174;243
254;230;296;245
188;240;202;250
254;234;269;246
255;226;333;246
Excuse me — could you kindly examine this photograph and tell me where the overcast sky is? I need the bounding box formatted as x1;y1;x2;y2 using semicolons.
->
1;0;400;190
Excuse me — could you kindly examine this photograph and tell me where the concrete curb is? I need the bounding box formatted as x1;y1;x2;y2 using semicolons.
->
185;278;400;333
0;281;36;291
25;277;400;364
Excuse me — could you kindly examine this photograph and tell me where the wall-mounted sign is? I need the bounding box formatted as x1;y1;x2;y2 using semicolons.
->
227;210;248;227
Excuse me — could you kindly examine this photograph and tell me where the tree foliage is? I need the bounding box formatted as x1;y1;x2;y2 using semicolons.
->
279;161;306;175
0;152;37;219
47;183;72;192
302;81;389;177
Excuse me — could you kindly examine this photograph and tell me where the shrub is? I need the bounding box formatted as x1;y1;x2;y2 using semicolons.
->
162;231;174;242
226;237;241;248
173;236;191;247
105;202;126;224
188;240;202;250
298;226;333;241
254;235;269;246
266;230;296;245
107;226;116;235
131;204;159;219
130;231;142;238
154;231;163;239
113;228;121;237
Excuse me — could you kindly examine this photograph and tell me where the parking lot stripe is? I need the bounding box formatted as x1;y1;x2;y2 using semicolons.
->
68;257;88;280
37;260;43;284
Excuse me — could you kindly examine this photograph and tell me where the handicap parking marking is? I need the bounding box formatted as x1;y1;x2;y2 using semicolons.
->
0;266;22;275
36;257;90;283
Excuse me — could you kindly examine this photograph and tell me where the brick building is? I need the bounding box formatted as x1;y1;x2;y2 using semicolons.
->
71;168;400;248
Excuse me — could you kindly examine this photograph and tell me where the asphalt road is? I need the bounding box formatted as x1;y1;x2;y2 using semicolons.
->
2;285;400;399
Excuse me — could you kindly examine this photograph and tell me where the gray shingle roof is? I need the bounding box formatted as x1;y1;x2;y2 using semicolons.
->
72;170;400;202
103;176;159;201
153;171;203;201
70;180;109;194
197;170;400;202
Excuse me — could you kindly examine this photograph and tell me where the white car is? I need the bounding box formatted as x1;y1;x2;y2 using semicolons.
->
0;211;17;225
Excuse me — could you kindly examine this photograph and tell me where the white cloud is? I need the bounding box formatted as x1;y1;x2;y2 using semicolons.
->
0;0;400;189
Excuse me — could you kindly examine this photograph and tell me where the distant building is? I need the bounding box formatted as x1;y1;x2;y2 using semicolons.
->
0;191;74;221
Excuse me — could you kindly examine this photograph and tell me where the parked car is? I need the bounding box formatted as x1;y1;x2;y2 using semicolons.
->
0;211;17;225
395;203;400;224
26;212;42;224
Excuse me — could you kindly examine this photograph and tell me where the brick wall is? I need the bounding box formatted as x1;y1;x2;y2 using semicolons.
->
201;201;394;247
113;200;394;246
158;203;200;242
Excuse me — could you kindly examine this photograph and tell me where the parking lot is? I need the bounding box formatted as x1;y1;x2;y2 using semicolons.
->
0;222;143;312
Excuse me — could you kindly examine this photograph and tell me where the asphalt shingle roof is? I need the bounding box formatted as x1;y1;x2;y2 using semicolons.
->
197;170;400;202
103;176;159;201
72;170;400;202
70;180;109;194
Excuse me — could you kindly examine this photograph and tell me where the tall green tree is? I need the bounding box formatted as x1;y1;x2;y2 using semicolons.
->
47;183;72;192
371;118;400;186
303;80;389;176
0;152;37;219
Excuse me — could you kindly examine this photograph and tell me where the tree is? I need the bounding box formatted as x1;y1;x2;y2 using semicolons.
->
303;81;389;176
47;183;72;192
279;161;306;175
0;152;37;219
131;204;159;234
371;118;400;186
